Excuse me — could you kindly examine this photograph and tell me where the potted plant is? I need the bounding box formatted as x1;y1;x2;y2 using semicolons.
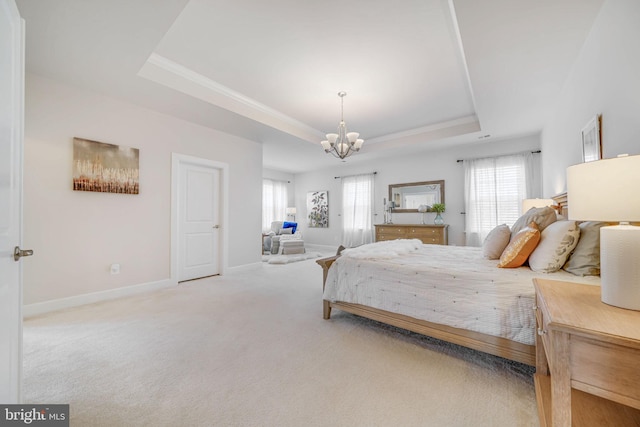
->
431;203;445;225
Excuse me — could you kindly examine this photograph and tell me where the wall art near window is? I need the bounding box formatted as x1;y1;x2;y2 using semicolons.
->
73;137;140;194
307;190;328;228
581;115;602;162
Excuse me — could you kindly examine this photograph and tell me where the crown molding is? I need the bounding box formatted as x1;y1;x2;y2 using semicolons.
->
139;53;323;142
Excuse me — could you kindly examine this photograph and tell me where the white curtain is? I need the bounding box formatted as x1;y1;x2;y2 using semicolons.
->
341;173;375;248
464;152;536;247
262;179;288;232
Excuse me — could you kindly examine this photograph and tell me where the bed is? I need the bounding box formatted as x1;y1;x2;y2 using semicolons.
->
316;193;600;366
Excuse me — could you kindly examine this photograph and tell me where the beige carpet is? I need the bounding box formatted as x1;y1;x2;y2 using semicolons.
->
23;257;538;426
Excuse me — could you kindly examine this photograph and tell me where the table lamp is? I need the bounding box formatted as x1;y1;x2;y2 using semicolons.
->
567;154;640;310
286;207;296;222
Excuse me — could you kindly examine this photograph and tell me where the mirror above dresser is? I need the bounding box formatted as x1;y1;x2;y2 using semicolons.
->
388;180;444;213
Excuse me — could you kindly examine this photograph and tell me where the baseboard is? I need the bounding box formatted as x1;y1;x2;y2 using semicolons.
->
23;278;177;318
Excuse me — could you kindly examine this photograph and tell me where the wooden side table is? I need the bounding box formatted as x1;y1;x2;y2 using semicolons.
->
533;279;640;426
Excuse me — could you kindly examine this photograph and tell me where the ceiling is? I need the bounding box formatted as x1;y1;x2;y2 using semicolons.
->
16;0;604;173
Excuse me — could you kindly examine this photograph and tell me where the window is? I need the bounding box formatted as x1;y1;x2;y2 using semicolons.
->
341;173;375;247
262;179;288;232
464;153;536;246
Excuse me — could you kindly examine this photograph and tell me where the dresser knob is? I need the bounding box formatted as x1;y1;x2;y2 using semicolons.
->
537;328;546;336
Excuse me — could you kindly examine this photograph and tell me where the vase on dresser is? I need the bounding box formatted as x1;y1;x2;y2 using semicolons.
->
434;213;444;225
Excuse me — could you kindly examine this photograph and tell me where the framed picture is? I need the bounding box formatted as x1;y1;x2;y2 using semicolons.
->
73;137;140;194
307;190;328;228
581;115;602;162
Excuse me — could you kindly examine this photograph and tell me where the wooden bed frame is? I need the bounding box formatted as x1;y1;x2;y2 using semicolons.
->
316;193;569;366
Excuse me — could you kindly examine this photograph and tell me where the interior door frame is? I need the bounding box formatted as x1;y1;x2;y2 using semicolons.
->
171;153;229;283
0;0;24;403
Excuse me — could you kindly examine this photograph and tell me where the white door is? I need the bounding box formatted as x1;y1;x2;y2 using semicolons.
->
0;0;25;404
178;161;221;281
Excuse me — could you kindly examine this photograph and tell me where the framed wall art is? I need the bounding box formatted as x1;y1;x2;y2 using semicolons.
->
73;137;140;194
581;115;602;163
307;190;328;228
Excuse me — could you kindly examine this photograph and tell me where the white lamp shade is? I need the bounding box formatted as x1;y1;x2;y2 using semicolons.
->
567;154;640;222
522;198;554;214
320;140;331;151
354;139;364;150
346;132;359;143
326;133;339;144
286;207;296;215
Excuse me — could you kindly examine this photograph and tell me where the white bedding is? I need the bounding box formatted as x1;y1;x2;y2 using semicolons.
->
323;240;600;345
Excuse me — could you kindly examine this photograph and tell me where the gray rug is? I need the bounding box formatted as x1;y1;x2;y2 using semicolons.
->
261;251;323;264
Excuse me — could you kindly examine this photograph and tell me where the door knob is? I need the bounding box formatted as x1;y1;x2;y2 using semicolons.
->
14;246;34;261
213;225;220;229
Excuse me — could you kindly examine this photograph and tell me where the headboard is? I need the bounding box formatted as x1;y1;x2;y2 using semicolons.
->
551;192;568;218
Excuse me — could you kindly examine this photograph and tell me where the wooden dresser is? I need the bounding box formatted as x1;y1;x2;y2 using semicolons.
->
533;279;640;427
374;224;448;245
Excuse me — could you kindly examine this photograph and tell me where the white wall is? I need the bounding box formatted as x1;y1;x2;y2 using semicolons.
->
23;74;262;305
542;0;640;195
294;134;541;249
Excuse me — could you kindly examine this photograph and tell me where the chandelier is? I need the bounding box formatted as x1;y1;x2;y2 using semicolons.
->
320;91;364;159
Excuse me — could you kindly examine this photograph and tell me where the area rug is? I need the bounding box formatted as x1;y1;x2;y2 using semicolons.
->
261;251;323;264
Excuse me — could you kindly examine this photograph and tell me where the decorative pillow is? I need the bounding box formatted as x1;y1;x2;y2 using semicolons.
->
482;224;511;259
529;221;580;273
283;221;298;234
563;221;606;276
511;207;557;241
498;222;541;268
279;228;293;235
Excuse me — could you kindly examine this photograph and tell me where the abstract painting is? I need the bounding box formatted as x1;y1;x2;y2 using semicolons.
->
73;137;139;194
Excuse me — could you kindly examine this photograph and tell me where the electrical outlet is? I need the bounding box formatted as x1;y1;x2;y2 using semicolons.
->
110;263;120;275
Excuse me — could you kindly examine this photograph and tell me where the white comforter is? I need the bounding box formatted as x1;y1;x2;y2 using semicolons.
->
323;240;600;345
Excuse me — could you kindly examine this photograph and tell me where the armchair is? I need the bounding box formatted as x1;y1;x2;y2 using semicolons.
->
263;221;305;255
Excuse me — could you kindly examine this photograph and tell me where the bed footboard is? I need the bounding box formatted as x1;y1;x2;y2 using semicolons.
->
316;255;339;319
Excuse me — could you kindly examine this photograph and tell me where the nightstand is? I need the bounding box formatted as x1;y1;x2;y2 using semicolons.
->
533;279;640;426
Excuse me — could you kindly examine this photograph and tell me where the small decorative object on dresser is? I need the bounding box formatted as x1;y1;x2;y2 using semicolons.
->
417;205;429;224
374;224;448;245
533;279;640;427
431;203;445;225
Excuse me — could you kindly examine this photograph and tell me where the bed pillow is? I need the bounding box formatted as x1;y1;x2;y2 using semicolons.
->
482;224;511;259
510;207;557;241
529;221;580;273
498;222;541;268
563;221;606;276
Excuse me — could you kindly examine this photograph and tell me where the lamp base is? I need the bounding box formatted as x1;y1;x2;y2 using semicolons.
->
600;224;640;311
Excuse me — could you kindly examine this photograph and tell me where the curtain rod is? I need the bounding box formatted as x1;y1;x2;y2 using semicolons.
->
334;171;377;179
456;150;541;163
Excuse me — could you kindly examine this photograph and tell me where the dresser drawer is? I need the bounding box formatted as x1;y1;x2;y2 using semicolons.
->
408;227;441;236
376;226;406;236
571;336;640;407
376;234;399;241
374;224;448;245
420;236;442;245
